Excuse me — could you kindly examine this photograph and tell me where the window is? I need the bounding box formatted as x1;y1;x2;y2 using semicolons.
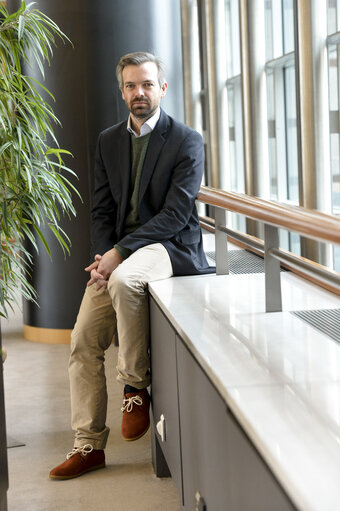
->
265;0;297;204
225;0;244;195
328;0;340;269
265;0;298;253
181;0;340;270
224;0;245;231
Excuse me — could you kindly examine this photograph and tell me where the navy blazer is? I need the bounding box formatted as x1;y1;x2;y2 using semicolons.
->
91;109;214;276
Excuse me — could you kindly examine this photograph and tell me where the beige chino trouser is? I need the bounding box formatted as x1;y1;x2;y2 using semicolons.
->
69;243;173;449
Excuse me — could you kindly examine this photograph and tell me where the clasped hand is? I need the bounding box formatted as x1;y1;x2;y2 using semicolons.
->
85;248;123;289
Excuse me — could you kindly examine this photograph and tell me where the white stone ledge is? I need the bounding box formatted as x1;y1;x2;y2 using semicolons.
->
149;270;340;511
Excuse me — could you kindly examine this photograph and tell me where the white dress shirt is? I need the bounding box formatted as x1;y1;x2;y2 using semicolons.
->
127;108;161;137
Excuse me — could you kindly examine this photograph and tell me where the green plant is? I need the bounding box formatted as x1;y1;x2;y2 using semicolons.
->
0;1;79;318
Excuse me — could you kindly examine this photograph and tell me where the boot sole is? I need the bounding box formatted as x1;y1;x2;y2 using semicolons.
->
49;462;106;480
122;423;150;442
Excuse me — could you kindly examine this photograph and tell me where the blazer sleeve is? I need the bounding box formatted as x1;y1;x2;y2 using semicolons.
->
90;134;118;258
117;129;204;252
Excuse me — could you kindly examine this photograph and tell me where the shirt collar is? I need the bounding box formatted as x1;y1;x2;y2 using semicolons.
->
127;108;160;137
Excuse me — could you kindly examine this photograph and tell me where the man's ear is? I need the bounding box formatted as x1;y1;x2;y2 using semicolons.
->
160;81;168;98
121;88;125;101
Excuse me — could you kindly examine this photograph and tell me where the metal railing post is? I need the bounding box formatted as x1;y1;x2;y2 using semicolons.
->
214;207;229;275
264;224;282;312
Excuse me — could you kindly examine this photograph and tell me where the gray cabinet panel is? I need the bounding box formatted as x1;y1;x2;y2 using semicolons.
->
150;299;183;502
177;338;232;511
177;339;296;511
227;412;296;511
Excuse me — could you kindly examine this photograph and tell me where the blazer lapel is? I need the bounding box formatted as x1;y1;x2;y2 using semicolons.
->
138;109;169;203
118;123;131;231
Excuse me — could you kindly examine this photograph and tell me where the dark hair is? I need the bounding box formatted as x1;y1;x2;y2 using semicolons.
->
116;51;166;88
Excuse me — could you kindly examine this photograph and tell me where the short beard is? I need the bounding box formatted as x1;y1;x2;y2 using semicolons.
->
130;102;157;120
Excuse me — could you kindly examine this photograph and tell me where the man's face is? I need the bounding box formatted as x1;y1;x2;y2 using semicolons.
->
121;62;167;120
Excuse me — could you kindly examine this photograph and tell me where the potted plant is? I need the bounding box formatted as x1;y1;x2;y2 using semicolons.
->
0;3;78;508
0;0;79;319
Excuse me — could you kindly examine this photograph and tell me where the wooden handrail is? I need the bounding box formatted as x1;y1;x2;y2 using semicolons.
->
198;186;340;245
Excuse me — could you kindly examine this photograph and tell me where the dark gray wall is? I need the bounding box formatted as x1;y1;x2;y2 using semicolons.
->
8;0;184;329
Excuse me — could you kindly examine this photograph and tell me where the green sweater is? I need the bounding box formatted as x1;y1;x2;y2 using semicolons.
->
114;132;151;259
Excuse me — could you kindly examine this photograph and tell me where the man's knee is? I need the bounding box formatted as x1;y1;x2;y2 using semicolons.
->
107;262;145;297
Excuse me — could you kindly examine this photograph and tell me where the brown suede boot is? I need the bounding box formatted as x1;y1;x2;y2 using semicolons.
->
49;444;105;480
121;388;150;441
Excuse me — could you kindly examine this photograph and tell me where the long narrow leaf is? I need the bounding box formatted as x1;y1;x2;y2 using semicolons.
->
0;1;80;318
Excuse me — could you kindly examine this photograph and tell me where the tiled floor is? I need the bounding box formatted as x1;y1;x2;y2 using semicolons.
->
2;309;180;511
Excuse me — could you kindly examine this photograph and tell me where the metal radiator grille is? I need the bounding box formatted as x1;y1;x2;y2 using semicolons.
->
206;249;267;275
291;309;340;343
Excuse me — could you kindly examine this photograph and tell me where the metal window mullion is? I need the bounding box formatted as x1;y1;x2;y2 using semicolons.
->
193;2;204;135
181;0;206;216
294;0;313;210
181;0;204;134
313;0;333;267
180;0;192;127
212;0;230;192
294;0;332;265
215;207;229;275
197;0;208;148
246;0;270;201
239;0;254;198
198;0;220;188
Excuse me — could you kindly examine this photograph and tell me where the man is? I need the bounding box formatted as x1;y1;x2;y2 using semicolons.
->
49;52;212;480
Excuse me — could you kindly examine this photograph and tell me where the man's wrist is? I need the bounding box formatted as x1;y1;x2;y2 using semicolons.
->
114;244;131;260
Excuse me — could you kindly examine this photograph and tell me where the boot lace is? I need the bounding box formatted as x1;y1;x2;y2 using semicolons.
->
66;444;93;459
121;395;143;413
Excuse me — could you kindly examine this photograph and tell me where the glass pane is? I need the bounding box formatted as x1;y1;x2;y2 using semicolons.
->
265;0;274;61
334;245;340;271
225;0;241;78
265;0;293;58
228;212;246;232
234;82;245;192
268;138;278;199
328;45;339;111
227;86;236;192
328;44;340;216
283;0;294;53
328;0;338;34
285;65;298;203
227;83;244;193
331;133;340;211
266;70;278;198
289;232;301;256
267;69;275;120
278;229;300;255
